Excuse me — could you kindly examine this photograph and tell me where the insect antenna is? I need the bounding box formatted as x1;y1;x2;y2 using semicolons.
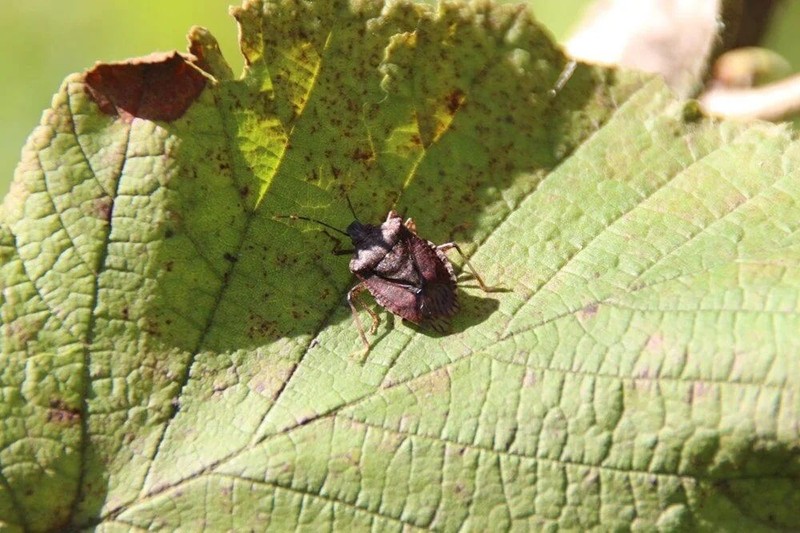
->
344;194;360;223
274;214;349;236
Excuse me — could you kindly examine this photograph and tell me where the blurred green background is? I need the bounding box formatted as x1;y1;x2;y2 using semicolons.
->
1;0;798;198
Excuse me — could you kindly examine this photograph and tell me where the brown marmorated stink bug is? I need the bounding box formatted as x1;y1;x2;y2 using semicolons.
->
277;198;495;358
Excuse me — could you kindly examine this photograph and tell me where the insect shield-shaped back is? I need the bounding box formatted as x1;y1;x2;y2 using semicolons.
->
275;205;494;360
347;211;459;327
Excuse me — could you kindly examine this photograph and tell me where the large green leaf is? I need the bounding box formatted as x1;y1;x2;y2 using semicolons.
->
2;0;799;530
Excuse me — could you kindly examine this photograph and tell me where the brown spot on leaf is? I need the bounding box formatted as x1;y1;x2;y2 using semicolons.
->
351;147;374;162
91;196;113;221
580;303;599;318
248;313;278;338
446;89;465;114
144;319;161;336
48;399;81;425
85;52;206;122
7;322;35;345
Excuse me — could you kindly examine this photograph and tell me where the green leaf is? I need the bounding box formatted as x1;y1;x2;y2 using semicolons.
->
2;0;799;530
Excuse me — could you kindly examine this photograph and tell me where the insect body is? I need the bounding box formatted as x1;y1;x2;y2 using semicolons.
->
348;211;458;330
279;204;493;358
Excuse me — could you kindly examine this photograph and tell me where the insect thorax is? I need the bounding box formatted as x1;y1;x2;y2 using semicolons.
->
348;217;402;273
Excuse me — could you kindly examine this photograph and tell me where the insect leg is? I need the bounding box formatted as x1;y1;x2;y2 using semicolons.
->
402;217;418;234
437;242;495;292
347;282;381;356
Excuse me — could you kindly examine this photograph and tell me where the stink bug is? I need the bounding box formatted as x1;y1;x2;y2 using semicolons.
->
278;199;494;358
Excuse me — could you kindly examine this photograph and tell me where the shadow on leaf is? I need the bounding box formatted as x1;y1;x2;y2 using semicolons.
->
403;290;501;339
